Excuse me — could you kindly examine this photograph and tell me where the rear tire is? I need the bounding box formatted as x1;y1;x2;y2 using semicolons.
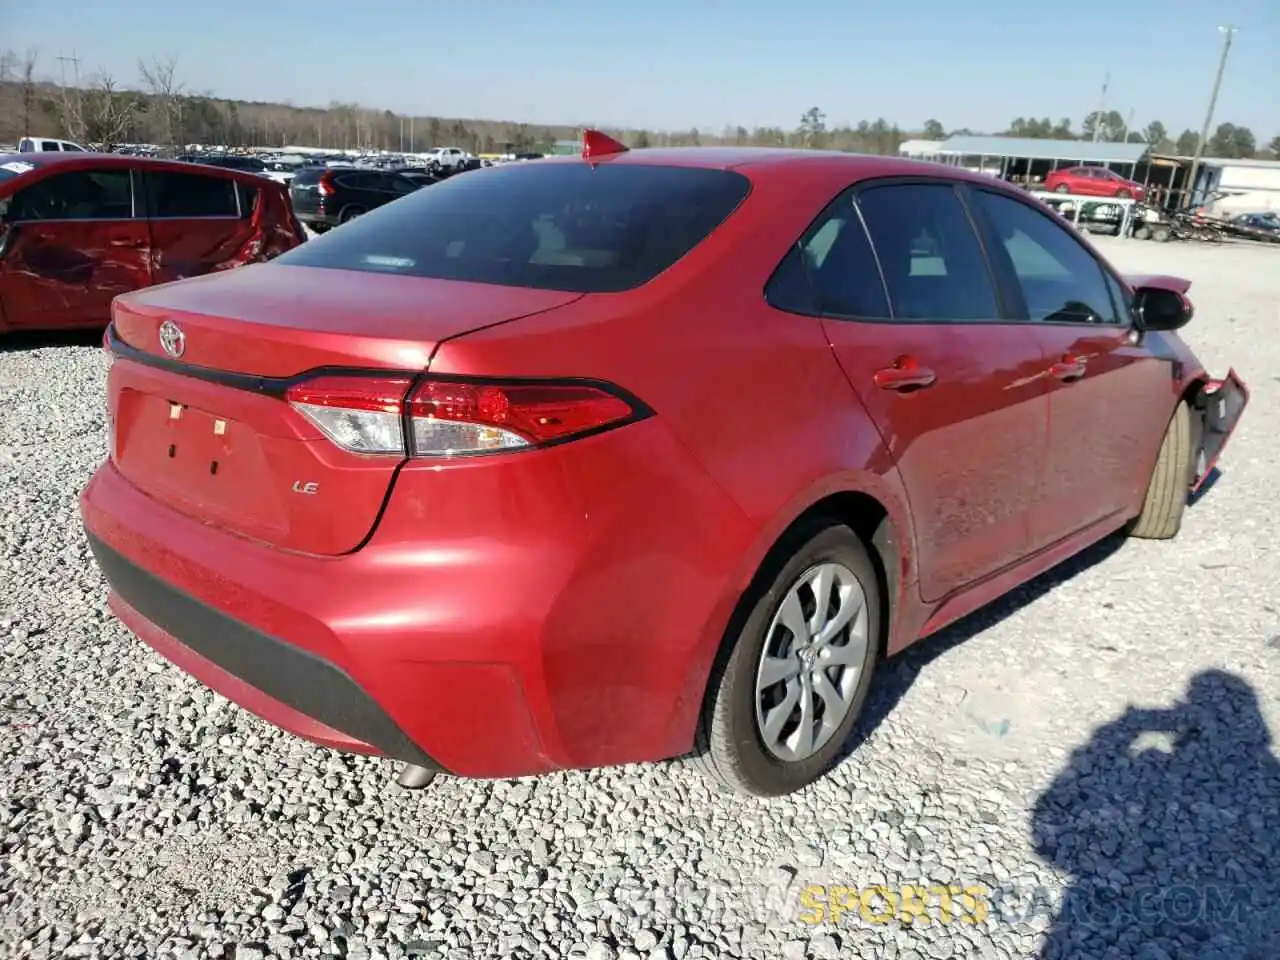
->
340;206;365;224
1129;402;1194;540
689;521;881;797
1152;226;1172;242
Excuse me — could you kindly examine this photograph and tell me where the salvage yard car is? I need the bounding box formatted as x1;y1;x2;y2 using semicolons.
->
288;167;428;232
1043;165;1147;201
80;132;1248;797
0;153;304;333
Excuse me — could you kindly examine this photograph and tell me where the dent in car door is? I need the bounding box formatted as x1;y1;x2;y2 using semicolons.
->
778;181;1050;603
144;169;256;283
0;166;149;330
967;188;1174;548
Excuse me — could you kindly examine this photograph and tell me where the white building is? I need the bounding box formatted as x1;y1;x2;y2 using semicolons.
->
898;139;944;160
1201;157;1280;213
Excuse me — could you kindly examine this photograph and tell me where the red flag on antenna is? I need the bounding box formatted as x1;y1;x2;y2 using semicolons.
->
582;129;629;160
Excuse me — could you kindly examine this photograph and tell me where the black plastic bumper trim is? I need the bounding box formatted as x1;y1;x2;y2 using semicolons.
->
86;532;442;771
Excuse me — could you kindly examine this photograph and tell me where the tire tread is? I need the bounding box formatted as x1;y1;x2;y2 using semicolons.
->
1130;401;1193;539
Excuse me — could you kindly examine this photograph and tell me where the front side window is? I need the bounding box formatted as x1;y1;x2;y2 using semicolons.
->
971;189;1121;324
8;169;134;221
148;171;239;218
276;163;750;293
855;183;1000;321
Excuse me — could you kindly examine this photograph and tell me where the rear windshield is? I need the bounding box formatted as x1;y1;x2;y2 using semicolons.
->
274;163;751;293
290;168;326;185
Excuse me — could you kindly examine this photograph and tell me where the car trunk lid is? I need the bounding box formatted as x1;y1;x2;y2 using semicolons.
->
107;264;582;555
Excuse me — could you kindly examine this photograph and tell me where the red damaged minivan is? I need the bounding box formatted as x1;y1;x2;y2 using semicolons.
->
81;134;1247;797
0;152;302;333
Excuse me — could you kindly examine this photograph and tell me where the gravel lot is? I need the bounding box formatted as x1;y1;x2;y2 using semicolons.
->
1;236;1277;960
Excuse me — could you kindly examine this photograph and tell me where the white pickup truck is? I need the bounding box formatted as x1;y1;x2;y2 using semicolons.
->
18;136;88;153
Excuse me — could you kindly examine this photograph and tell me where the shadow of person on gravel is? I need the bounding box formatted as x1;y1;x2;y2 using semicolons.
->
1031;669;1279;959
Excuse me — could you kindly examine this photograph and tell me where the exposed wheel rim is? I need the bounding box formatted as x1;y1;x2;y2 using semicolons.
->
754;562;869;762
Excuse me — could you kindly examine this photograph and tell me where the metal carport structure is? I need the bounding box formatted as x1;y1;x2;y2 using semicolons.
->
930;135;1151;191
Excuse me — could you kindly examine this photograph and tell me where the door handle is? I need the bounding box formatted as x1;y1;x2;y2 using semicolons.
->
873;357;937;391
108;236;144;248
1049;355;1088;382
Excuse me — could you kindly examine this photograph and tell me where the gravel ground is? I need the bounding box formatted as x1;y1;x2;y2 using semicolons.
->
1;237;1277;960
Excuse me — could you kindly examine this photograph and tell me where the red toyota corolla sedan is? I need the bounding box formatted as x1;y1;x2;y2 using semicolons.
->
1042;165;1146;201
80;132;1248;797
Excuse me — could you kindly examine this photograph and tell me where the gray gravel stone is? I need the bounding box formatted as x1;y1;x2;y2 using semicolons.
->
1;239;1278;960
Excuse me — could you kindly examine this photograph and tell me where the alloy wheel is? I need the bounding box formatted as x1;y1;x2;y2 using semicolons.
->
754;562;869;762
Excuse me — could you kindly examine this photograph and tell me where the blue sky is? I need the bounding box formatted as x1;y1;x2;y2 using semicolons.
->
8;0;1278;137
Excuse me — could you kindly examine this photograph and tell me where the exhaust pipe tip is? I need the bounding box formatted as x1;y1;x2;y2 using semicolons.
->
396;763;436;790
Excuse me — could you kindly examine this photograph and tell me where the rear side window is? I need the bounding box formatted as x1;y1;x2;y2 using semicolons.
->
335;172;379;190
856;183;999;322
8;169;134;221
766;190;890;319
147;171;239;218
236;181;260;219
275;163;751;293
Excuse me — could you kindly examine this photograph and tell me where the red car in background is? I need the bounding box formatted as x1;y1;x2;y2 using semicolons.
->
0;152;303;333
1043;165;1147;200
80;134;1247;797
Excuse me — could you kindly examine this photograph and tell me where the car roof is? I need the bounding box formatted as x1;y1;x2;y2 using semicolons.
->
534;146;1011;188
0;150;283;184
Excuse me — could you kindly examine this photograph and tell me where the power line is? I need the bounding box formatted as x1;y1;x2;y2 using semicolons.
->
1185;25;1238;209
55;51;81;88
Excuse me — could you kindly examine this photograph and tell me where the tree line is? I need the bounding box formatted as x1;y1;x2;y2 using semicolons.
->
2;50;1276;161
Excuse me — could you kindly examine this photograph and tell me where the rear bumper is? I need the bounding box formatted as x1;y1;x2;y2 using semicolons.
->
87;532;439;769
80;420;756;778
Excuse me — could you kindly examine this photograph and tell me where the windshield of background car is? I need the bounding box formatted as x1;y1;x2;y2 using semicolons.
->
274;162;752;292
0;160;39;185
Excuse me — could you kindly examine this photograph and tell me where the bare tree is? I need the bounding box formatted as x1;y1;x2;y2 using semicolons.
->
56;78;86;143
139;55;185;149
82;74;141;149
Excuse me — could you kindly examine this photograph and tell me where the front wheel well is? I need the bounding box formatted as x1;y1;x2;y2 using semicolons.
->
1180;378;1210;467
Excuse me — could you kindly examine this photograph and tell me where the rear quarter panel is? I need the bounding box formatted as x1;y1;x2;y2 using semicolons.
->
426;160;919;752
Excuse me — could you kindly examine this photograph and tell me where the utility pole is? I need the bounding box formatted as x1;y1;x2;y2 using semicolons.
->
55;50;81;88
1185;25;1238;209
1091;72;1110;142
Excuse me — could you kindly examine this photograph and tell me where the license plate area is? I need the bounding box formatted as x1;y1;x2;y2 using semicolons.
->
114;389;286;533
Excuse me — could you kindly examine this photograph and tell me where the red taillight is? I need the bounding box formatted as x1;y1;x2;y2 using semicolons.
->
285;375;642;457
317;171;336;197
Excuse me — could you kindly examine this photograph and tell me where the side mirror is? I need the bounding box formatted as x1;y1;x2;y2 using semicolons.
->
1132;286;1193;332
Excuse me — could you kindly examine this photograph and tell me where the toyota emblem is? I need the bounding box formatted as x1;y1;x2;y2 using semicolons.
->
158;320;186;359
